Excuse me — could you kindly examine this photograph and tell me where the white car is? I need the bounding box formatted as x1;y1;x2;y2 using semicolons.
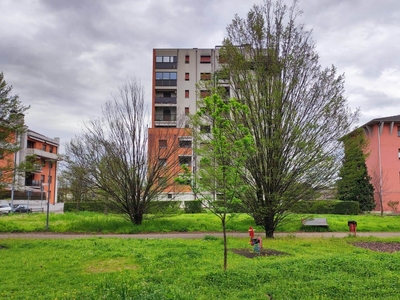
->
0;204;12;214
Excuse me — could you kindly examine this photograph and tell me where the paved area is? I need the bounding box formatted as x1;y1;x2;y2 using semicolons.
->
1;231;400;239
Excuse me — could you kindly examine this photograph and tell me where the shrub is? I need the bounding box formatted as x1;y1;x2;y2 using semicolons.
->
147;201;182;214
184;201;203;213
290;200;359;215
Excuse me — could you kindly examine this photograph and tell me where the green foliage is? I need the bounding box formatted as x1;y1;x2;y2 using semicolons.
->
64;201;121;214
291;200;359;215
0;72;30;187
147;201;182;214
184;201;203;213
220;0;359;239
2;212;400;234
337;128;375;211
2;237;400;299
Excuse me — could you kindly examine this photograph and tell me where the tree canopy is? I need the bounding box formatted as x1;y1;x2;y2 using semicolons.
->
219;0;359;237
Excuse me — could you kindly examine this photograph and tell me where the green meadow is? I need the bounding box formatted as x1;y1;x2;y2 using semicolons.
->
1;212;400;233
1;236;400;299
1;212;400;299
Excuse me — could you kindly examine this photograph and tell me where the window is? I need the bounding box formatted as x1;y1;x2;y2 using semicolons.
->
158;177;167;186
159;140;167;148
398;149;400;159
49;146;53;153
27;141;35;148
155;72;177;80
159;158;167;167
179;140;192;148
179;156;192;166
167;193;173;199
398;126;400;137
200;90;211;98
200;55;211;63
185;55;189;63
185;107;189;116
185;73;190;81
155;56;177;63
200;125;211;133
185;90;189;98
41;175;45;183
200;73;211;80
42;144;46;151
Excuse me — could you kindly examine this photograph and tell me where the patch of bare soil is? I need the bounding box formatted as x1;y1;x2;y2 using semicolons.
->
231;248;289;258
353;242;400;253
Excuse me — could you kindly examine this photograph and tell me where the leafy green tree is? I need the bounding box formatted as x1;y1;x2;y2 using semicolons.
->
337;128;375;211
220;0;359;237
178;94;253;270
0;72;29;189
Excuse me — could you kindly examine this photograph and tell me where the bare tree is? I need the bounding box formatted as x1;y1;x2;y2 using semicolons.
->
370;168;391;217
220;0;359;238
64;79;189;224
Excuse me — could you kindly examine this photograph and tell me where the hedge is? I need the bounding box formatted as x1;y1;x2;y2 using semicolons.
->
290;200;359;215
64;201;183;215
184;200;203;213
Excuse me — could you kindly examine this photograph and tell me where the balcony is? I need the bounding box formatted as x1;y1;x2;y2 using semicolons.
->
155;79;177;87
25;179;42;187
155;97;177;104
154;113;177;127
26;148;58;160
155;62;177;69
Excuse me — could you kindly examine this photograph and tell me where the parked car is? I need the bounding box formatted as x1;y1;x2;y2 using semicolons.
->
12;204;32;213
0;204;12;214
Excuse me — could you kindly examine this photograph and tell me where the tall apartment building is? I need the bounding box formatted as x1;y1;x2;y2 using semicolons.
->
0;129;60;204
149;47;224;200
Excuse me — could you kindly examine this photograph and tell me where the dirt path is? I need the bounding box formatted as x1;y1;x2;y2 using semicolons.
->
2;231;400;239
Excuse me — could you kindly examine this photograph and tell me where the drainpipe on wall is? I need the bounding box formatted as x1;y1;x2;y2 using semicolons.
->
378;122;383;214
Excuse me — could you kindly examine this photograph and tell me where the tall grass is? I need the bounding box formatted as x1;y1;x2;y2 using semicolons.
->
1;236;400;299
1;212;400;233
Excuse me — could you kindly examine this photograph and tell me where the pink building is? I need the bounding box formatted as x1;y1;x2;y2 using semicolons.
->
362;115;400;211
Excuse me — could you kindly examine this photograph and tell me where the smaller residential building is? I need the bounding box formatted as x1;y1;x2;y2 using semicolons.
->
1;129;60;204
362;115;400;211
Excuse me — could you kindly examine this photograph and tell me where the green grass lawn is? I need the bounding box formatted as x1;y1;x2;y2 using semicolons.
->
1;236;400;299
1;211;400;234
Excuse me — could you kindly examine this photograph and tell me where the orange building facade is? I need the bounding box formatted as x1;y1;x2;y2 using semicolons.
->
362;115;400;211
1;129;59;204
149;48;224;201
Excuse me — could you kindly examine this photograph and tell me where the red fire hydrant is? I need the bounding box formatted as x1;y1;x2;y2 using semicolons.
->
348;221;357;237
248;226;262;253
248;226;255;239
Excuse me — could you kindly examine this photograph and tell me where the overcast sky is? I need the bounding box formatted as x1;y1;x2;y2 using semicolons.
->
1;0;400;152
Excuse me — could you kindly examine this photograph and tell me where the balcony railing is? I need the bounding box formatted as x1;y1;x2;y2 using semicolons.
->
155;97;177;104
25;148;58;160
25;179;42;187
155;79;177;87
154;113;177;122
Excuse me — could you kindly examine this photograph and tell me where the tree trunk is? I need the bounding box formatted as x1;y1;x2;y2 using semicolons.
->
222;218;227;271
264;213;275;239
133;213;143;225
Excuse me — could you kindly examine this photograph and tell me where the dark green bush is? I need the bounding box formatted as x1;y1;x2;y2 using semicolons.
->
332;201;359;215
290;200;359;215
212;201;247;213
147;201;182;214
64;202;121;213
184;201;203;213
